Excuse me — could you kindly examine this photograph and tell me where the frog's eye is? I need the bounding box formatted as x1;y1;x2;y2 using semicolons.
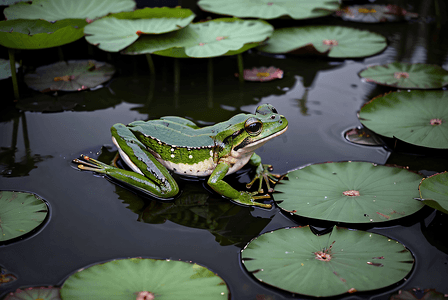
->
245;117;263;136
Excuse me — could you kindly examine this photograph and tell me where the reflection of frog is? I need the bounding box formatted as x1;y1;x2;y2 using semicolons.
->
73;104;288;208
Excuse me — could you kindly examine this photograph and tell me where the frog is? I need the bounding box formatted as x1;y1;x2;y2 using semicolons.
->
73;104;288;208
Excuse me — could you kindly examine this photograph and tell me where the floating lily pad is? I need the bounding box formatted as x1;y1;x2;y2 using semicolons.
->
0;58;19;80
198;0;339;20
0;19;87;49
419;172;448;214
24;60;115;92
4;287;61;300
0;191;48;242
359;90;448;149
258;26;387;58
238;66;283;82
359;63;448;89
123;18;273;58
60;258;228;299
335;5;418;23
344;127;384;146
84;7;195;52
4;0;135;21
241;226;414;297
274;162;424;223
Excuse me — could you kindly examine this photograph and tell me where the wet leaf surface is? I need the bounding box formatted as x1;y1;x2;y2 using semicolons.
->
274;162;424;223
0;19;87;49
344;126;385;146
335;4;418;23
24;60;115;92
359;90;448;149
123;18;273;58
60;258;228;299
0;191;48;243
4;286;61;300
359;63;448;89
84;7;195;52
4;0;135;21
419;172;448;214
257;26;387;58
241;226;414;297
198;0;340;19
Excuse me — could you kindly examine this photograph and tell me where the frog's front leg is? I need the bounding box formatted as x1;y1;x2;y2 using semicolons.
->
207;162;272;208
246;153;283;193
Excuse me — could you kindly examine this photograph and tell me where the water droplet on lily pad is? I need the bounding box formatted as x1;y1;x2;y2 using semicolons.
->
60;258;229;299
241;226;414;297
274;162;424;223
0;191;48;243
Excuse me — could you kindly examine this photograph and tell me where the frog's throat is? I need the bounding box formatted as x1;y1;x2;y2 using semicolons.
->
112;136;145;176
234;126;288;153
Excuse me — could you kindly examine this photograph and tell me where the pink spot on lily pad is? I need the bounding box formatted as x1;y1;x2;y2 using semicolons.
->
323;39;338;46
394;72;409;79
343;190;360;196
239;66;283;82
136;291;155;300
199;42;206;46
267;2;273;5
430;118;443;125
53;75;75;82
216;36;228;41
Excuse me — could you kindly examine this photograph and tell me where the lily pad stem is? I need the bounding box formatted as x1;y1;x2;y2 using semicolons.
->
174;58;180;108
237;53;244;84
146;54;156;75
8;48;19;100
208;57;213;108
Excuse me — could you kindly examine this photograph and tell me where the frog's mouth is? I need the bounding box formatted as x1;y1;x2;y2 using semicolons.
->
233;125;288;152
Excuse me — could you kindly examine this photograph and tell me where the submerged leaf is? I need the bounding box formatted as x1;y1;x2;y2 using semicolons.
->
359;90;448;149
0;191;48;242
419;172;448;214
242;226;414;297
24;60;115;92
239;66;283;82
258;26;387;58
335;4;418;23
344;127;384;146
274;162;424;223
4;0;135;21
0;19;87;49
0;58;19;80
60;258;228;299
198;0;340;19
123;18;273;58
4;286;61;300
359;62;448;89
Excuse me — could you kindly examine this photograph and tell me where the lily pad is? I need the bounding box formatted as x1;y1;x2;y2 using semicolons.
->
24;60;115;92
197;0;339;20
0;191;48;242
359;62;448;89
359;90;448;149
60;258;229;299
0;19;87;49
84;7;195;52
4;0;135;22
419;172;448;214
123;18;273;58
274;162;424;223
344;126;384;146
335;5;418;23
257;26;387;58
241;226;414;297
4;287;61;300
0;58;19;80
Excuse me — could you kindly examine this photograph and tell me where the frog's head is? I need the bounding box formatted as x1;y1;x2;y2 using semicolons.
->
217;104;288;155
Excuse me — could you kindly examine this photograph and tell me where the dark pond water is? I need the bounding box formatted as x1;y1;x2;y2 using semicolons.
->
1;1;448;299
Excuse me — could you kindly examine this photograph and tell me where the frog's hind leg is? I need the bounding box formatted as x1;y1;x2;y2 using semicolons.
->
73;155;178;199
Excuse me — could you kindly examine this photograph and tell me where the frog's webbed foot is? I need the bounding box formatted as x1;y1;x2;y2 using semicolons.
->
246;164;282;194
72;155;114;174
232;191;272;208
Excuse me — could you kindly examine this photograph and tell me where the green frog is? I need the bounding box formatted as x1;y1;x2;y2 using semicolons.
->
73;104;288;208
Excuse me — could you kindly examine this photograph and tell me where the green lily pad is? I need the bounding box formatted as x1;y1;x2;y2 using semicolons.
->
359;63;448;89
0;191;48;242
274;162;424;223
257;26;387;58
419;172;448;214
359;90;448;149
241;226;414;297
84;7;195;52
4;0;135;22
4;287;61;300
24;60;115;92
123;18;273;58
60;258;228;299
197;0;339;20
0;19;87;49
335;5;418;23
